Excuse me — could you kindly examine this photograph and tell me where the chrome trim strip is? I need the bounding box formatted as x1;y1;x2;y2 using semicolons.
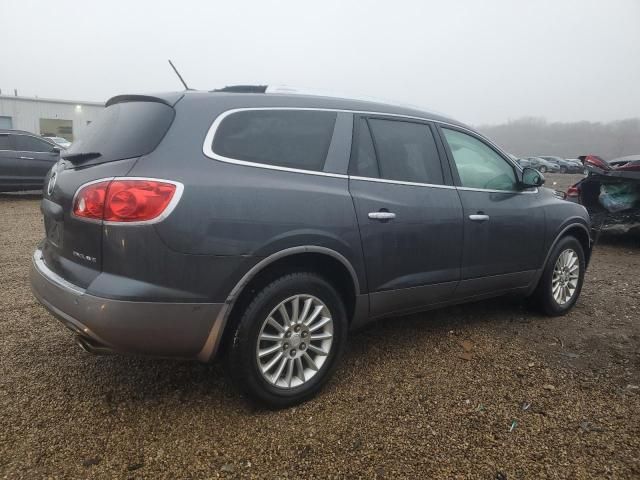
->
349;175;456;190
196;245;361;362
201;106;511;178
33;249;86;295
457;186;538;194
70;177;185;226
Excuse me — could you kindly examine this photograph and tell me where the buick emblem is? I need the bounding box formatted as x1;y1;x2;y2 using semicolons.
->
47;170;58;196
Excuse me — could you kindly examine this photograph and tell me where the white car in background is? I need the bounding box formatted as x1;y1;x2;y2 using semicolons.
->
42;136;72;149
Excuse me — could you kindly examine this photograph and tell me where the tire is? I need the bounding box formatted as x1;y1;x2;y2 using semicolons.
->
531;236;585;316
560;166;567;173
224;272;347;408
539;166;547;173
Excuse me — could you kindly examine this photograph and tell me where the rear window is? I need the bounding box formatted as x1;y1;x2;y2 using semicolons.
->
65;101;175;162
212;110;337;171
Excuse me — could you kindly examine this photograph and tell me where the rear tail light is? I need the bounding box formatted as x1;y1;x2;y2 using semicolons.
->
73;178;182;223
566;185;580;198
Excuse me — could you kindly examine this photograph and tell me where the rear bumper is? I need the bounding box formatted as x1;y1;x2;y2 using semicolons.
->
30;249;224;358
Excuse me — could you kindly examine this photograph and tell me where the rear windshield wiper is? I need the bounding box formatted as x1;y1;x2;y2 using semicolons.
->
61;151;102;164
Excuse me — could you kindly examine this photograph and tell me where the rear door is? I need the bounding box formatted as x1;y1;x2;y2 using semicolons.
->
15;134;59;186
438;126;546;297
349;116;463;318
0;133;22;189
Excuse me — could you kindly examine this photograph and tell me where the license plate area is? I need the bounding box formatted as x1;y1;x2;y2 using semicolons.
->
44;216;63;248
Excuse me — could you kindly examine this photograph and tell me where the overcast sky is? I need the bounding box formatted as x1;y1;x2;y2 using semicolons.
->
1;0;639;125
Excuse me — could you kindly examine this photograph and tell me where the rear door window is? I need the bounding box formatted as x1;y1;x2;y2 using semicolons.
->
0;134;14;150
65;101;175;163
212;110;337;171
16;135;53;152
367;118;444;184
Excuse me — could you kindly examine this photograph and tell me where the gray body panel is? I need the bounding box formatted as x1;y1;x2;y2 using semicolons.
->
31;91;592;360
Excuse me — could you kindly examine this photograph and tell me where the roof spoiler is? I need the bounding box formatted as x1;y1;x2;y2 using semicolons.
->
105;93;184;108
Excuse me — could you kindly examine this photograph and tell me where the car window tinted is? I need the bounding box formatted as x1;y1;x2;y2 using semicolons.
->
16;135;53;153
213;110;337;171
367;119;443;184
443;128;517;191
350;118;379;177
65;101;175;163
0;134;13;150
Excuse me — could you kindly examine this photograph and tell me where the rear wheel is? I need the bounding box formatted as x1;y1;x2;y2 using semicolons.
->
224;272;347;408
531;236;585;316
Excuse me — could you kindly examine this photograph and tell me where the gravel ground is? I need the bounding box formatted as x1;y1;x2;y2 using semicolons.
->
1;177;639;479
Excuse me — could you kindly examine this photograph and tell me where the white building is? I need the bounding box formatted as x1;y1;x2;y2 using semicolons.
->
0;95;104;142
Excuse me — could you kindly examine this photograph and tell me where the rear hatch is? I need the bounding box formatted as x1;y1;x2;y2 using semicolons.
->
40;96;177;288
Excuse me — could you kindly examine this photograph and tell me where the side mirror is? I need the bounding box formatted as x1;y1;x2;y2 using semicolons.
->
51;146;61;154
521;167;545;188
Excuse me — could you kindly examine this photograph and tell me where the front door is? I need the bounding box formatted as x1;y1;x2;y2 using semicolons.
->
15;134;60;187
439;126;546;298
349;116;464;318
0;133;23;189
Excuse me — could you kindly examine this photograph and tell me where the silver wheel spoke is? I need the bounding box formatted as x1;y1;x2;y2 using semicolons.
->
299;298;312;323
295;357;305;382
256;294;334;389
308;316;331;333
272;356;288;384
267;317;284;333
260;333;282;342
303;352;319;371
310;332;332;341
263;352;283;373
279;304;291;327
307;344;328;356
258;344;282;358
291;296;300;323
285;358;294;387
303;305;324;326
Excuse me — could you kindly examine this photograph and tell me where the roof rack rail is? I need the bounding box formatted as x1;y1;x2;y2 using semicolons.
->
212;85;267;93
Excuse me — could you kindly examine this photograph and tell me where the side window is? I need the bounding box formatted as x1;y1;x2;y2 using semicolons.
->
368;119;443;184
350;118;379;178
212;110;337;171
442;128;517;191
16;135;54;153
0;134;14;150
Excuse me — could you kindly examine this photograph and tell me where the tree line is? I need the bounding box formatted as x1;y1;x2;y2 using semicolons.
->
477;117;640;160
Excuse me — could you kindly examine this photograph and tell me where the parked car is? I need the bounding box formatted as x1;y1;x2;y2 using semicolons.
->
525;157;561;174
0;129;61;192
566;157;639;234
516;158;532;168
30;89;592;407
537;156;583;174
608;154;640;171
43;136;72;149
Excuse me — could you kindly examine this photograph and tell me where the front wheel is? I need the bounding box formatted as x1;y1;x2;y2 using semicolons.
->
224;272;347;408
531;236;585;316
539;166;547;173
560;166;567;173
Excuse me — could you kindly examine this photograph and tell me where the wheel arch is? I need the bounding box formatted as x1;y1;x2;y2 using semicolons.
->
197;246;361;362
527;221;592;296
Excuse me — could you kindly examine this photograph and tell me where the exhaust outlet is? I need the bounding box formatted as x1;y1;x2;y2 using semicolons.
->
75;335;115;355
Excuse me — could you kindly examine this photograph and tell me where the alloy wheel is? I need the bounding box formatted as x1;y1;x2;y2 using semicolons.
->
256;295;334;389
551;249;579;305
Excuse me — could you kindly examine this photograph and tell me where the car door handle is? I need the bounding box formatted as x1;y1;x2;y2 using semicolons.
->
19;156;35;160
368;211;396;220
469;214;490;222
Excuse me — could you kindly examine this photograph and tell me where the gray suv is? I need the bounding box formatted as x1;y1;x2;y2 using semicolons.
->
0;130;61;192
30;89;592;406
